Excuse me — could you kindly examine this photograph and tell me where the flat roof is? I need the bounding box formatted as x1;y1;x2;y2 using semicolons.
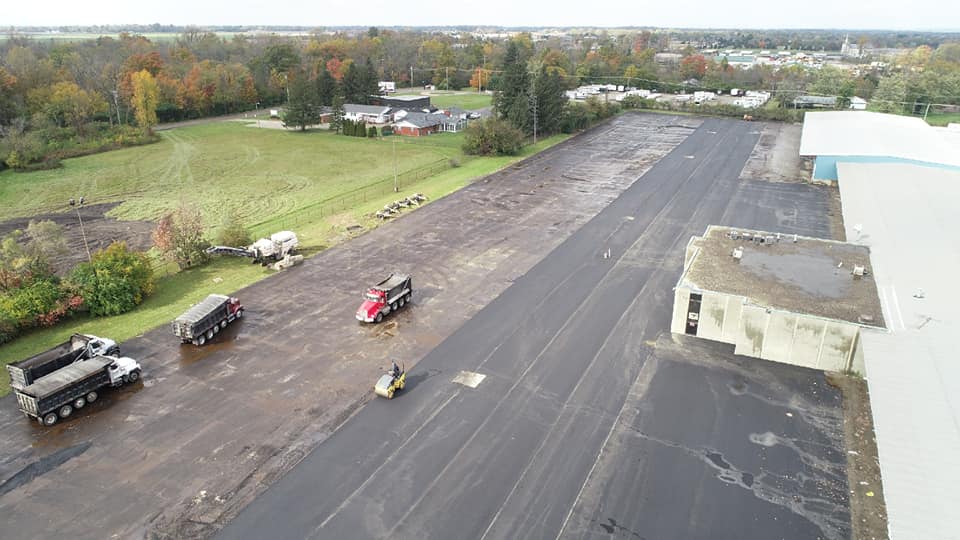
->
681;225;884;327
837;162;960;540
378;95;429;102
799;111;960;168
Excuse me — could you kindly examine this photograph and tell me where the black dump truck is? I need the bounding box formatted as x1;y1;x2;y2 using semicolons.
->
14;354;141;426
173;294;244;346
6;333;119;390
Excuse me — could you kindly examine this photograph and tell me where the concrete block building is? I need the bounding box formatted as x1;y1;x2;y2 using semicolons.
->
671;226;884;372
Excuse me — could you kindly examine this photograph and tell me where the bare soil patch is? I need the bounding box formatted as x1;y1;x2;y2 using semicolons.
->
828;372;889;540
0;202;155;272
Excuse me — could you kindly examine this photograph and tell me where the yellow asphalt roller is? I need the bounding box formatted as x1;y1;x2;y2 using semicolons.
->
375;365;406;399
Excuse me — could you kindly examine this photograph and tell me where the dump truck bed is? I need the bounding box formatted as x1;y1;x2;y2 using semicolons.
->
375;274;410;291
19;355;113;399
174;294;230;325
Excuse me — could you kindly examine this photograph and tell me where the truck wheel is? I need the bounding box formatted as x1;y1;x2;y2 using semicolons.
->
59;404;73;418
86;391;98;403
390;302;398;312
206;329;215;340
399;297;406;308
42;413;59;426
73;397;86;409
375;312;383;323
108;346;120;356
236;309;243;319
213;325;220;334
197;335;206;346
405;293;412;303
220;320;228;330
128;370;141;383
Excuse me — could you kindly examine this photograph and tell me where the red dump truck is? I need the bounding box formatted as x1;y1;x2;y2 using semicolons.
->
356;274;412;323
173;294;244;346
6;333;119;391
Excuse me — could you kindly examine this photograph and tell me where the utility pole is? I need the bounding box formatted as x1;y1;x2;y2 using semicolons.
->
410;66;414;88
481;55;486;93
69;197;92;263
530;92;539;144
111;89;121;126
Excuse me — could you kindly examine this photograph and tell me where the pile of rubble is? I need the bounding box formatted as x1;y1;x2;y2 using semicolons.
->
375;193;428;220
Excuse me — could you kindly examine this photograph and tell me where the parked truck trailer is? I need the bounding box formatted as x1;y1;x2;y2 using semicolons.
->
6;333;118;390
173;294;244;346
14;355;141;426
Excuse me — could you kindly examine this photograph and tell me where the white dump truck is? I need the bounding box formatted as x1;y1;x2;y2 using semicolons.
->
14;355;141;426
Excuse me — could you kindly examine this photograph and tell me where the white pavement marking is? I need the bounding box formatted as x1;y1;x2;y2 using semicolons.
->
452;371;486;388
313;391;460;532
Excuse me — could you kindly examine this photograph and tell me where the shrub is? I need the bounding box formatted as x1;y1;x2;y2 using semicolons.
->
463;118;524;156
153;204;210;270
367;126;378;138
216;208;252;248
68;241;154;317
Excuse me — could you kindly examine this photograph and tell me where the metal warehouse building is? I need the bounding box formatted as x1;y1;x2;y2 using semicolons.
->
837;162;960;539
671;225;884;372
799;111;960;181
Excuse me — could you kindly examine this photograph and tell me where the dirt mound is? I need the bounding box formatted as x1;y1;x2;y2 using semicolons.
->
0;202;156;273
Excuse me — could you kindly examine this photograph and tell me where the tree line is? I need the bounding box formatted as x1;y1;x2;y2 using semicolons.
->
2;28;960;168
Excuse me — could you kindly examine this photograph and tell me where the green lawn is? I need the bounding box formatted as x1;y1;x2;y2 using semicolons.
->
430;93;493;111
0;127;569;396
924;112;960;127
0;122;460;227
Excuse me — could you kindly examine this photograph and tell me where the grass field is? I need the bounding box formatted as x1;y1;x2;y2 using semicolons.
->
429;93;493;110
0;124;569;396
0;122;459;227
924;112;960;126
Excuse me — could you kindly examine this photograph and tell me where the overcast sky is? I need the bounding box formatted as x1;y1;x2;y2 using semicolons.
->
6;0;959;31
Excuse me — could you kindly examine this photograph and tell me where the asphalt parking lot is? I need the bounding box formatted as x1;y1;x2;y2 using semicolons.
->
215;117;848;540
1;113;711;539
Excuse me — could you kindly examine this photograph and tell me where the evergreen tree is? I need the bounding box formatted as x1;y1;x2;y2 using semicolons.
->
316;64;337;107
361;59;381;99
534;68;565;136
495;41;531;133
282;72;320;131
342;63;365;104
332;94;345;133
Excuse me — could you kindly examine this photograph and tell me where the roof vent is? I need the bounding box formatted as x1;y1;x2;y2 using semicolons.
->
853;264;865;277
858;314;875;324
732;247;744;260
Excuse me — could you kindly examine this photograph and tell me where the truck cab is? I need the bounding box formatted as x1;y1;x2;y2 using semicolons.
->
87;336;119;357
107;356;142;386
357;290;388;322
356;274;412;323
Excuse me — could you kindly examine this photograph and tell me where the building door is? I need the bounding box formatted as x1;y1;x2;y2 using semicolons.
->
685;293;702;335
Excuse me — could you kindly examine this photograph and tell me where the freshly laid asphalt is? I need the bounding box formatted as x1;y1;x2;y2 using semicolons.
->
217;119;849;540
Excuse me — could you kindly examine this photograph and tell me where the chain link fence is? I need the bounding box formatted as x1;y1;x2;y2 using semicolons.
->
249;158;452;234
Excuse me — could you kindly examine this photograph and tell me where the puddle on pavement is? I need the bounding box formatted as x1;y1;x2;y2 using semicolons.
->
729;380;748;395
178;332;241;366
705;451;731;470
